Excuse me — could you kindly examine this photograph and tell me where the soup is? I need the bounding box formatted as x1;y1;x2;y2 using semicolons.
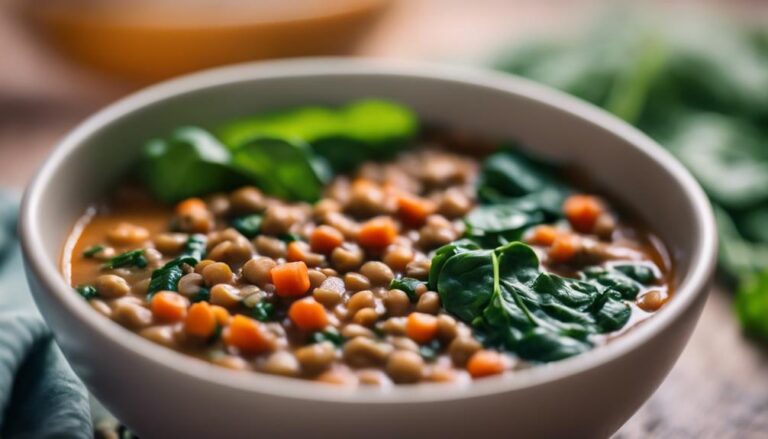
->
63;100;673;386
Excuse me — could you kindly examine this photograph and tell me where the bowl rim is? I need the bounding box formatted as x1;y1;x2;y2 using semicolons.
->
19;58;717;404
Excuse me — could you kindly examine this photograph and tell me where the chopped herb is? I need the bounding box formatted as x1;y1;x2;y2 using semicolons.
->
102;249;148;270
82;245;104;258
146;256;196;300
209;324;224;343
388;277;424;302
75;285;98;300
190;287;210;303
231;214;262;238
146;235;208;299
278;233;302;243
252;302;275;322
182;234;207;260
311;328;344;347
418;339;442;362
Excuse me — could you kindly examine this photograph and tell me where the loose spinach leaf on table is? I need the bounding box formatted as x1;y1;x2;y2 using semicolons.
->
661;113;768;210
736;270;768;341
432;241;648;362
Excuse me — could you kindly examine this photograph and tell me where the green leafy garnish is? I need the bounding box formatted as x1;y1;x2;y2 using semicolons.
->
418;339;442;362
432;240;638;362
146;235;207;299
82;245;104;258
388;277;424;302
278;233;302;243
477;148;561;202
231;137;330;202
182;234;207;261
613;263;659;284
231;214;263;239
494;15;768;340
141;100;419;205
75;285;98;300
217;99;418;172
310;328;344;347
252;302;275;322
102;249;148;270
142;126;246;203
465;149;567;247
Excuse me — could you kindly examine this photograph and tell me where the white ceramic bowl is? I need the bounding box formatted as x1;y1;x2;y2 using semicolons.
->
20;59;717;438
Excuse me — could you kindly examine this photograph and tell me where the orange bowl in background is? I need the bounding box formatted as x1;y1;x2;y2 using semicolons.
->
17;0;390;83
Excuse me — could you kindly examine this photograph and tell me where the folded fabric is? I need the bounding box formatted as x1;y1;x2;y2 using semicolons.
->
0;195;92;438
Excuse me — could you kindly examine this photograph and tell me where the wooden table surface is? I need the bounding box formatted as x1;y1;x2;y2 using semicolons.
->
1;1;767;437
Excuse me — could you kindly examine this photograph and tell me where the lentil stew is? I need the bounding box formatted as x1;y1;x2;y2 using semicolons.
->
63;100;673;386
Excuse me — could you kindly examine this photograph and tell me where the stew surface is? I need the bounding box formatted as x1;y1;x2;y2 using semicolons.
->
63;101;673;386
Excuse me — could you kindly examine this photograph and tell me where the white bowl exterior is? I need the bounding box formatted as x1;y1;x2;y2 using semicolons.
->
20;59;716;438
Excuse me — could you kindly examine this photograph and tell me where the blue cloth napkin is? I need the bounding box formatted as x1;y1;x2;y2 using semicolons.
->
0;195;92;438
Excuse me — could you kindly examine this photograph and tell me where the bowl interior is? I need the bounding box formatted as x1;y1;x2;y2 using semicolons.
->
21;59;715;401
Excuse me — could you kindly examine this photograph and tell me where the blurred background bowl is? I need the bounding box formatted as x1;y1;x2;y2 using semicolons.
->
14;0;390;82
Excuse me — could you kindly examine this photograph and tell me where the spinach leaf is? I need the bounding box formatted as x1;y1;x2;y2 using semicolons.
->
477;148;560;201
217;99;418;172
218;106;340;149
662;113;768;210
469;149;567;247
613;263;659;284
515;327;592;362
146;258;193;300
433;240;636;362
75;285;98;300
428;239;481;290
582;267;642;300
232;137;330;202
388;277;424;302
592;290;631;332
147;235;207;299
142;126;245;203
464;203;545;246
436;249;496;322
735;270;768;341
102;249;148;270
231;214;262;239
